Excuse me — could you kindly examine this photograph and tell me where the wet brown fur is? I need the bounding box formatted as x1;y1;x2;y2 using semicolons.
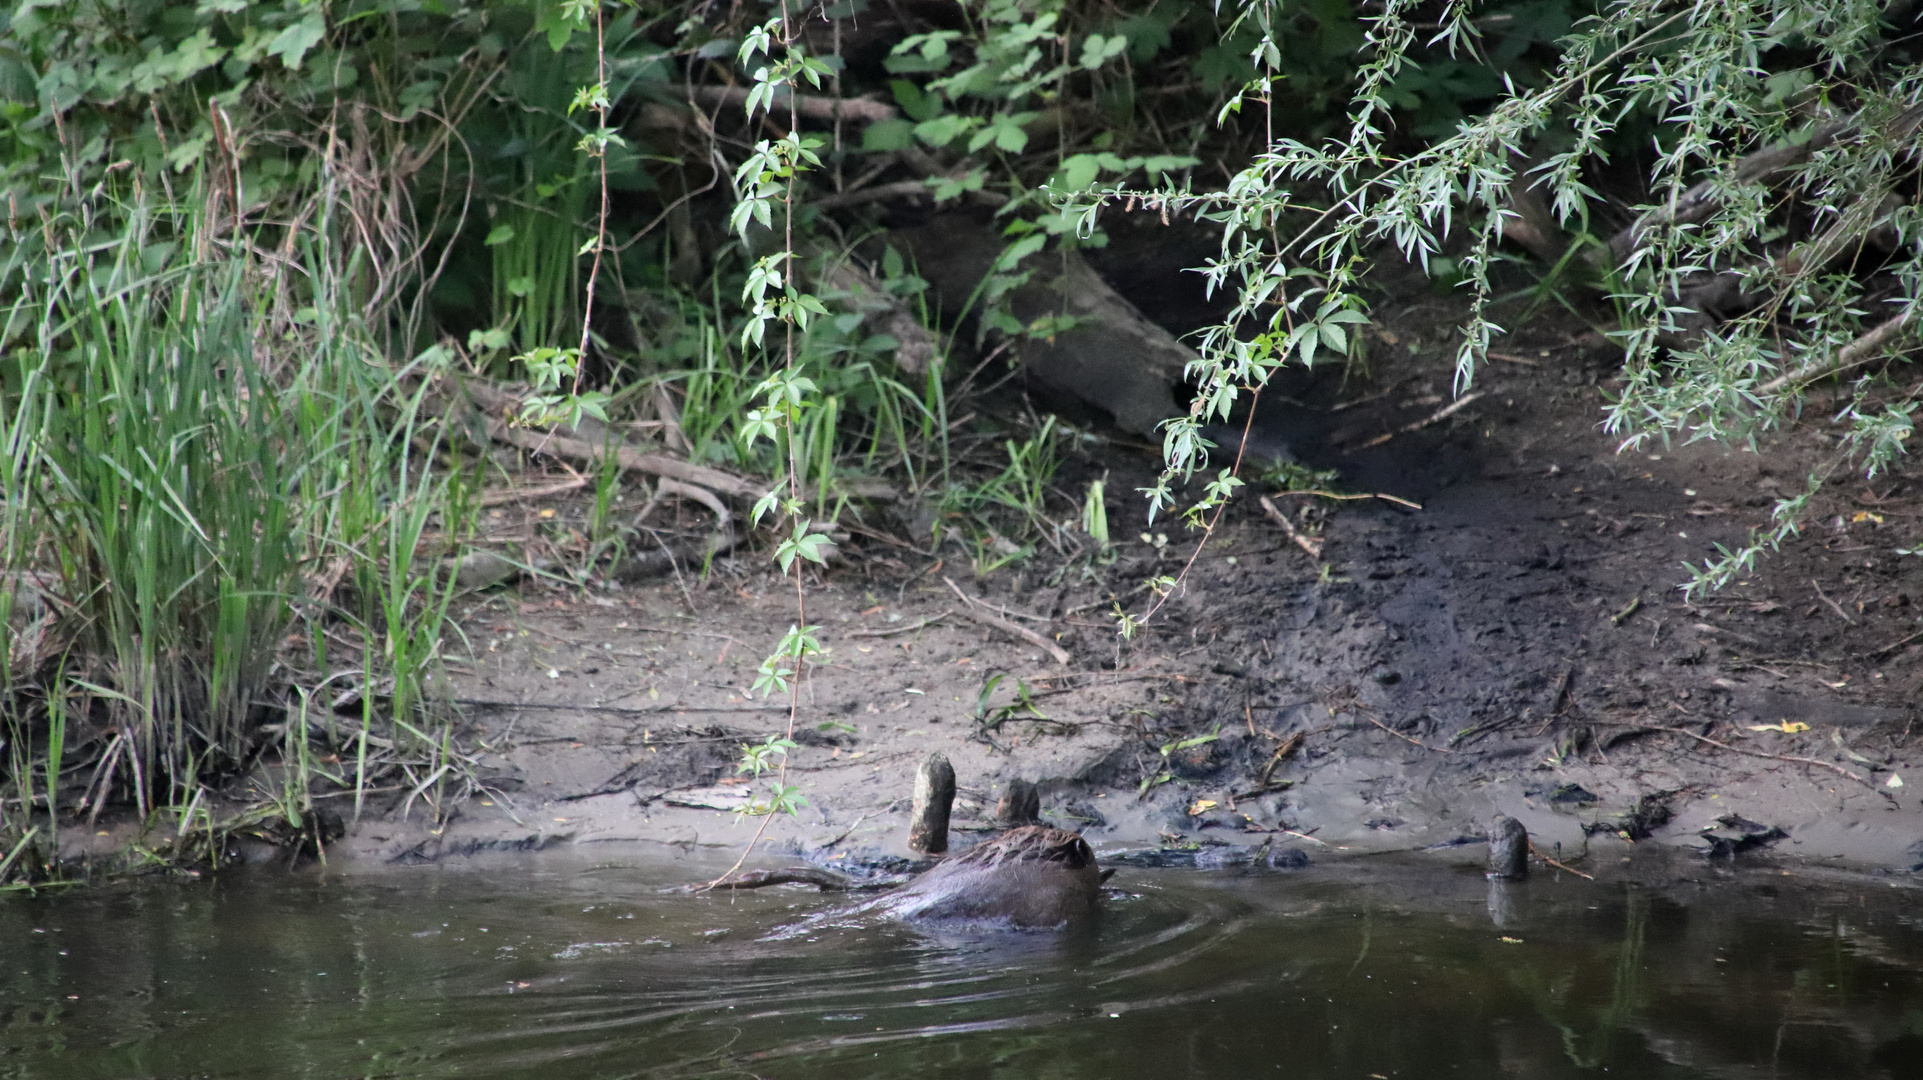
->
880;825;1104;928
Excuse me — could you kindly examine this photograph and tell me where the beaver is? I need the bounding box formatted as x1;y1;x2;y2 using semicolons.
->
876;823;1108;927
716;760;1110;929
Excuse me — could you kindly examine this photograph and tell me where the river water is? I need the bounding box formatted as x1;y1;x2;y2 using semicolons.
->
4;847;1922;1079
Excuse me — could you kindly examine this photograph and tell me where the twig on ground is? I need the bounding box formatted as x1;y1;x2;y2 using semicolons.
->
1864;627;1923;658
451;697;789;715
1528;841;1595;880
1259;731;1306;787
814;812;869;851
1358;710;1458;753
844;613;950;639
1349;392;1485;451
1810;578;1855;623
477;471;591;506
1266;488;1424;510
1258;495;1323;558
1610;596;1642;626
942;577;1071;665
1603;719;1894;800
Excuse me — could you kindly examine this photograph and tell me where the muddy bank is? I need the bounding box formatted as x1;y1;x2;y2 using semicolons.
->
306;286;1923;885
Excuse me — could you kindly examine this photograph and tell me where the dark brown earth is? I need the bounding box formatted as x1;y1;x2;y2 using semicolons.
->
324;259;1923;886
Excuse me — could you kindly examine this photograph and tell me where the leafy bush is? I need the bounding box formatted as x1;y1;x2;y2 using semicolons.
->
1112;0;1921;596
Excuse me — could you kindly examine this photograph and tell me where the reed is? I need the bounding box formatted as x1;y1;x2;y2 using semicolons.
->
0;182;477;883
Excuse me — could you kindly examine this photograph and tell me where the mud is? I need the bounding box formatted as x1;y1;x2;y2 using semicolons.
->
323;264;1923;888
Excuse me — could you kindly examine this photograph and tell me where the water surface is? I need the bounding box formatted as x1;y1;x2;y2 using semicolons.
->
5;847;1923;1078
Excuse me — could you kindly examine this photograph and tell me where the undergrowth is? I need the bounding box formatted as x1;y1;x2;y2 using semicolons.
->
0;178;477;888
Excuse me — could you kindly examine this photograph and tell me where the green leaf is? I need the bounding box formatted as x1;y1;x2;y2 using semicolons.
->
266;10;327;71
467;327;510;351
1318;322;1348;354
994;233;1047;273
890;79;942;122
537;8;575;51
862;118;915;152
994;119;1031;153
913;114;974;147
483;225;515;247
1079;33;1128;70
1057;153;1101;191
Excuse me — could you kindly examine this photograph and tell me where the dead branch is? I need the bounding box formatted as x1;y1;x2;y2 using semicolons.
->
703;866;854;891
451;378;760;498
1605;720;1896;801
844;613;950;638
477;472;591;506
1608;105;1923;264
1258;495;1323;558
445;377;897;503
1758;310;1918;392
942;577;1071;665
688;85;897;124
1349;392;1484;452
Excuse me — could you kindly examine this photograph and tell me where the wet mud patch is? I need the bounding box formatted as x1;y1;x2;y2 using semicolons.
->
1134;310;1923;873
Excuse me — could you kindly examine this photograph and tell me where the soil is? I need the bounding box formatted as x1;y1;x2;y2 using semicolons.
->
329;259;1923;885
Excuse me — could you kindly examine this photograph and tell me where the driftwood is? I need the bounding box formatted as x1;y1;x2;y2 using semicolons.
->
706;866;854;891
892;212;1190;437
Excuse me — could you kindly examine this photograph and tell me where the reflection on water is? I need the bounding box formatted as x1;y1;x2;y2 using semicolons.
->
5;849;1923;1079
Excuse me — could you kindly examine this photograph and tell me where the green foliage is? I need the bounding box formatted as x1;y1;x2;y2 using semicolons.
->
0;178;477;880
1072;0;1923;601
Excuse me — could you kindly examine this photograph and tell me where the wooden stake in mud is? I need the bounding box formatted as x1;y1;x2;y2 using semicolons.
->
1487;815;1529;880
995;777;1040;826
910;752;956;854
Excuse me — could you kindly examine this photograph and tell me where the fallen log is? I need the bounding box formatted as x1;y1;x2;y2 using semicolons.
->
891;212;1190;437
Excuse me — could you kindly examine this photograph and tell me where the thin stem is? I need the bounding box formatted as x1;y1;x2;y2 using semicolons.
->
575;0;611;387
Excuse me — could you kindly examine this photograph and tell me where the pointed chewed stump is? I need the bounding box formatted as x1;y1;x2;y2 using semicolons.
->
995;778;1040;827
909;752;956;855
1487;815;1529;881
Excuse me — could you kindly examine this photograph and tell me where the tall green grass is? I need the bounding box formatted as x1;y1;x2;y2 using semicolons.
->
0;187;474;883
